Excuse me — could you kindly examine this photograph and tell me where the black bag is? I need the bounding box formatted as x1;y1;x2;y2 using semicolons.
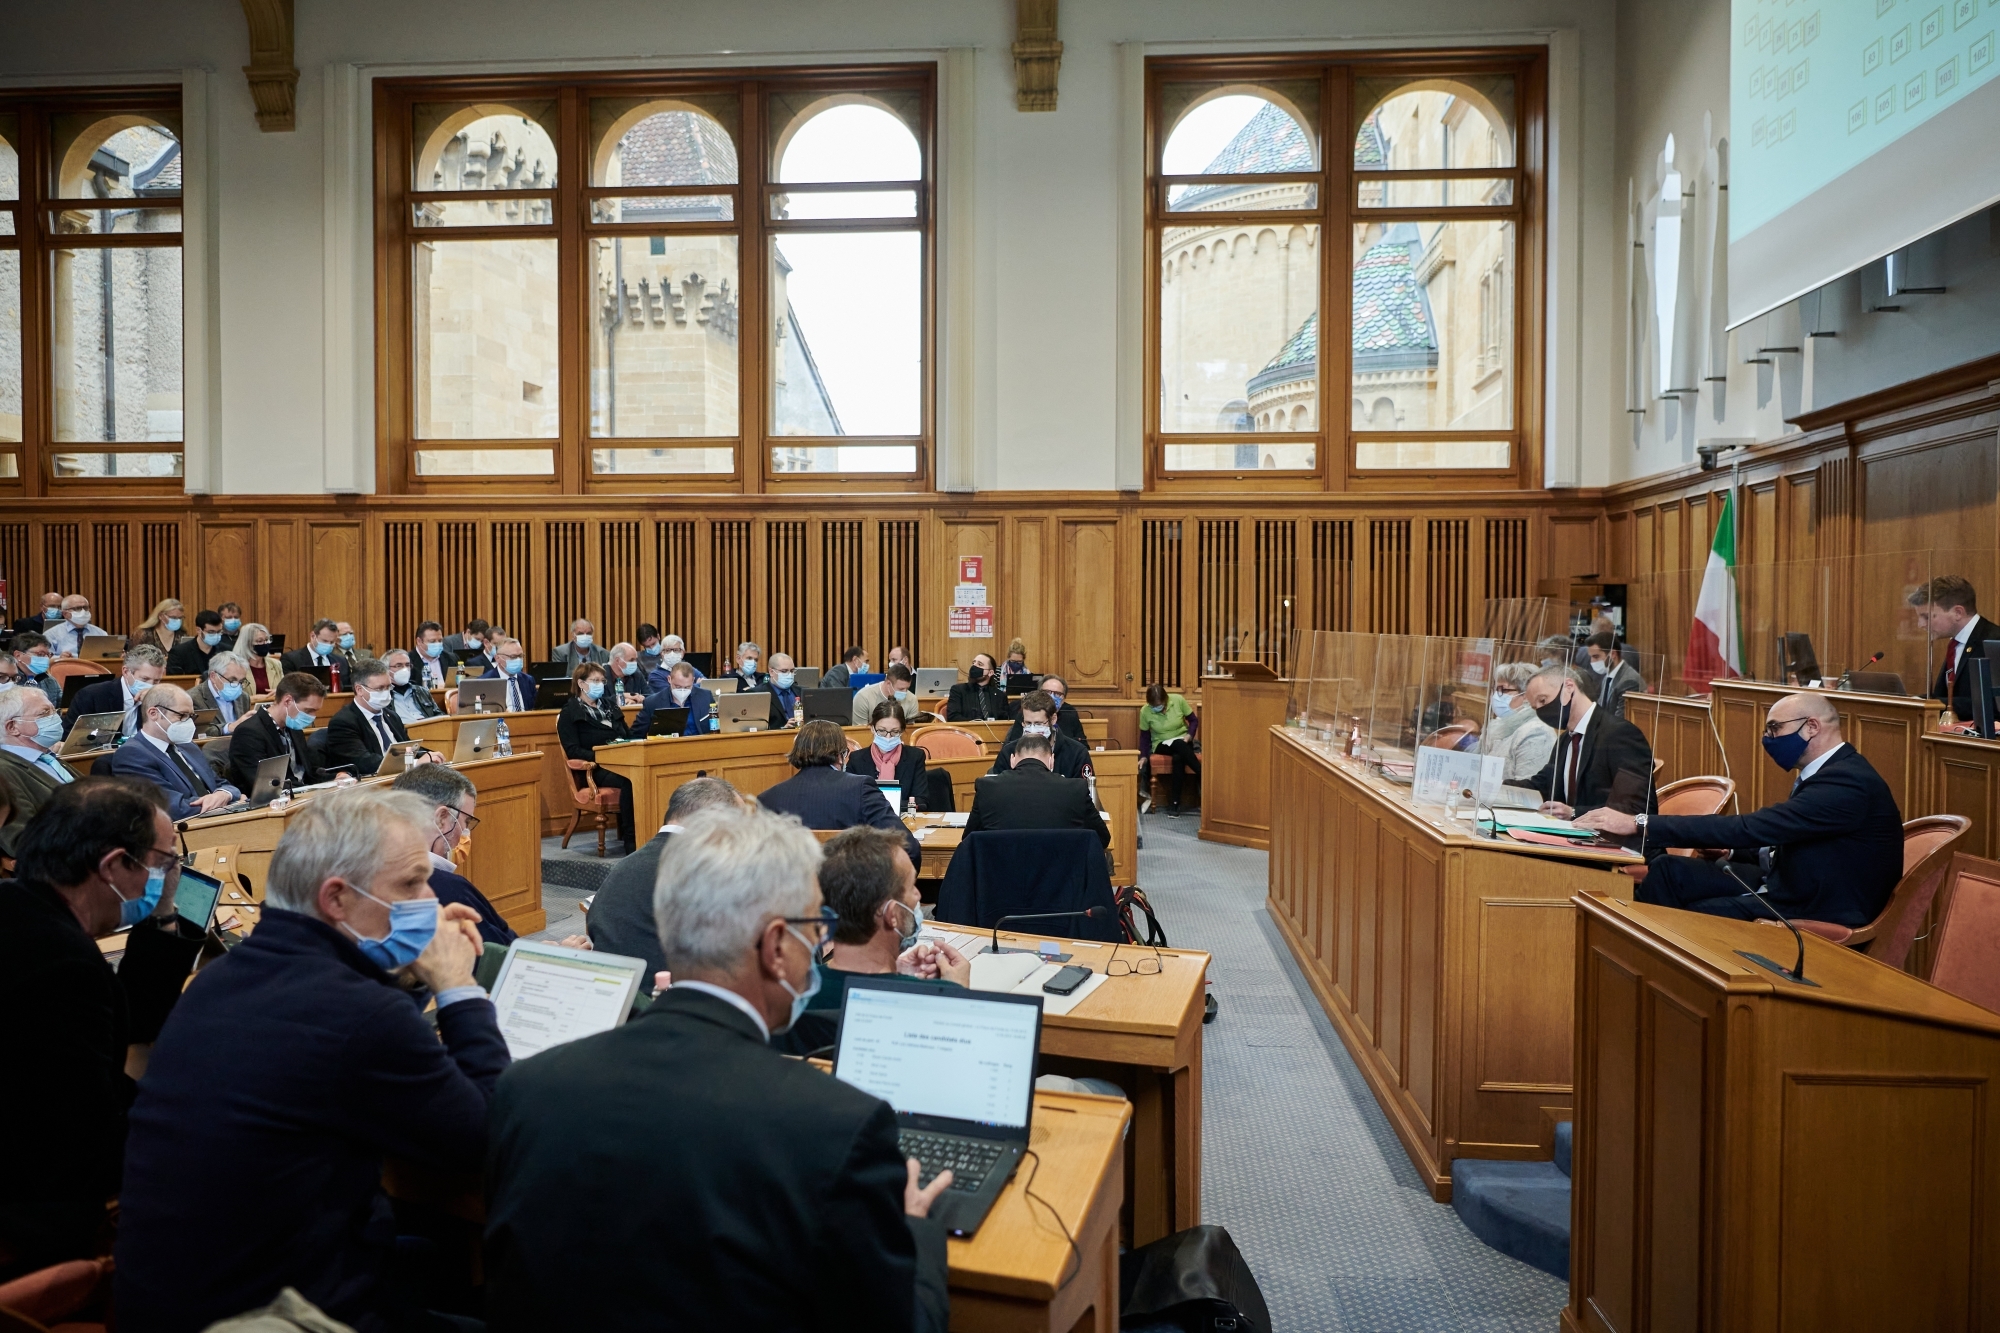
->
1115;885;1168;947
1119;1224;1270;1332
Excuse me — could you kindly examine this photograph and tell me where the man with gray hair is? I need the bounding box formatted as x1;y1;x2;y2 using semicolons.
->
324;657;414;777
587;775;745;975
486;803;952;1330
1486;661;1557;782
64;640;167;736
115;787;507;1331
0;684;75;856
103;683;242;820
1518;663;1654;820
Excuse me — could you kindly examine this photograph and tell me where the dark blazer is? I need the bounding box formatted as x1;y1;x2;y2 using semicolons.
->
496;671;538;713
164;637;223;676
0;883;202;1271
428;864;515;947
227;706;329;791
765;680;803;729
280;647;351;690
556;696;631;762
944;681;1009;723
608;668;648;705
388;681;444;722
1594;659;1646;718
115;909;508;1333
0;748;71;858
1524;707;1657;816
322;701;410;778
188;678;249;735
990;730;1093;780
965;761;1109;846
104;733;242;821
847;741;929;792
1931;616;2000;718
723;666;770;694
1648;743;1904;927
821;663;856;689
759;764;921;868
447;645;495;676
586;830;671;976
549;642;611;670
63;676;132;732
999;703;1086;746
633;685;714;737
484;987;948;1333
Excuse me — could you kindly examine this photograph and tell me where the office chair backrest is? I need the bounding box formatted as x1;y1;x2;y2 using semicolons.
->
910;725;982;760
1869;815;1971;969
1925;853;2000;1011
1655;775;1734;818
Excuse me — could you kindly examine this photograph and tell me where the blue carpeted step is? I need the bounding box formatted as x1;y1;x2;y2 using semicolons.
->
1554;1120;1573;1177
1450;1159;1570;1280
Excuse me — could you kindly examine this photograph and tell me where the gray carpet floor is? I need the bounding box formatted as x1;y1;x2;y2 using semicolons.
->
530;815;1567;1329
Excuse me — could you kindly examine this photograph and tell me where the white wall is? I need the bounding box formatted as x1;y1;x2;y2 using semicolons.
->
3;0;1620;495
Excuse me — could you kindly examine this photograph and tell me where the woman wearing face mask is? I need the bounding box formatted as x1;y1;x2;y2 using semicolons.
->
1482;662;1558;782
557;663;636;852
235;622;279;695
844;701;930;801
943;652;1008;722
131;598;187;654
800;825;970;1027
1140;682;1201;816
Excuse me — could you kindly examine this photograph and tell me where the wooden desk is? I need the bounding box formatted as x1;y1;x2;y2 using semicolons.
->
1567;892;2000;1332
1623;691;1724;790
1709;678;1934;815
1268;727;1637;1200
407;709;578;837
923;717;1111;749
177;753;548;934
1197;674;1290;849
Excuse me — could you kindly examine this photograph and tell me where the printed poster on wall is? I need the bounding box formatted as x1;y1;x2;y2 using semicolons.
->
948;605;995;638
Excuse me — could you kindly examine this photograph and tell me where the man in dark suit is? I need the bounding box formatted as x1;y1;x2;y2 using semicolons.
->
443;618;495;675
725;640;770;694
489;638;540;712
762;651;806;728
10;590;63;639
991;690;1093;779
323;658;411;778
633;661;715;735
0;687;76;857
1583;633;1647;719
104;684;243;821
281;619;351;692
389;762;585;950
484;803;952;1332
587;776;744;976
164;610;229;676
1910;574;2000;721
227;673;336;792
66;642;168;737
758;720;920;868
115;786;507;1332
1580;693;1905;926
965;732;1110;846
1519;665;1656;819
821;645;869;690
0;779;205;1278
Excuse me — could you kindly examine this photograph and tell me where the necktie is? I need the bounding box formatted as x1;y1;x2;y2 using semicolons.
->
1563;734;1581;802
1947;639;1962;696
167;743;206;794
39;753;73;784
373;713;394;752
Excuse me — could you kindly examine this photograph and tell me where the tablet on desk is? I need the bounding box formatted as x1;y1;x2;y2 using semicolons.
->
173;866;224;933
646;706;690;737
488;939;648;1060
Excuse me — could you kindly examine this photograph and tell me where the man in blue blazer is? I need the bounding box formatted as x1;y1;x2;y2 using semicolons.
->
1578;692;1904;927
633;661;716;736
65;642;168;738
758;720;920;870
104;684;242;821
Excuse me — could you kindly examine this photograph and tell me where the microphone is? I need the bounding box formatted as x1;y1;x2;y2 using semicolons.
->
1863;651;1885;667
991;907;1106;956
1721;862;1814;985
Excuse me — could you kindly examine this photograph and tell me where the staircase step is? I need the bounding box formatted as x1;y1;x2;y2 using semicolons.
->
1450;1160;1570;1280
1554;1120;1573;1177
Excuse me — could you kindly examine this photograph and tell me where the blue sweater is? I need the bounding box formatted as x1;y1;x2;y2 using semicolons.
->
114;909;509;1333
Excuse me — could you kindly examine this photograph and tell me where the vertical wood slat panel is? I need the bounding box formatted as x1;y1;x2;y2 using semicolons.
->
765;520;807;662
820;521;864;667
544;522;587;661
1369;519;1412;634
382;521;425;653
1141;519;1182;688
437;522;479;634
1483;518;1529;602
1254;519;1297;673
491;522;534;653
1426;518;1470;637
877;521;920;664
599;521;642;647
0;525;29;614
711;521;752;662
141;522;181;619
91;524;132;636
43;524;80;602
1312;519;1354;633
1198;519;1240;675
655;521;698;645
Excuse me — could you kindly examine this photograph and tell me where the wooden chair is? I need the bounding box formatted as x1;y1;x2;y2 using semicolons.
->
1654;775;1736;858
561;759;621;858
1147;710;1201;806
1923;853;2000;1011
910;725;983;760
1775;814;1969;967
48;659;108;686
444;687;460;715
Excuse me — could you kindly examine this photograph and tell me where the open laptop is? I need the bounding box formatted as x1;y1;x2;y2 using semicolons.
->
716;692;769;732
802;687;855;724
61;711;128;754
834;978;1043;1237
487;939;650;1060
245;753;292;808
1005;673;1043;698
453;718;502;762
173;865;225;934
915;667;958;695
82;635;128;661
794;666;823;690
705;675;738;694
457;677;507;711
375;742;425;778
534;678;574;710
646;706;690;738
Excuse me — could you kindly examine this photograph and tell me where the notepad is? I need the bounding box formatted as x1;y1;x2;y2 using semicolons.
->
1487;807;1587;834
968;951;1109;1017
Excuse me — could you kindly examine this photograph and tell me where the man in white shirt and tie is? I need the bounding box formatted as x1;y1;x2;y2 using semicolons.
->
492;638;537;712
44;595;110;658
64;643;167;738
323;659;413;778
103;685;243;821
0;687;78;856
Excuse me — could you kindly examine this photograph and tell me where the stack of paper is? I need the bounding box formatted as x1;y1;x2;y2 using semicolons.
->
1486;808;1599;839
968;950;1108;1016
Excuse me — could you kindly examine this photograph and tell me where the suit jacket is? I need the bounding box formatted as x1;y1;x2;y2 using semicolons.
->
115;909;508;1333
1931;616;2000;718
104;733;241;821
759;764;920;868
428;863;514;947
1524;707;1656;816
998;703;1086;746
821;663;855;689
64;676;135;733
484;987;948;1333
990;730;1093;780
1594;660;1646;719
944;681;1009;723
965;761;1109;846
723;666;770;695
388;681;444;723
188;678;249;735
1648;743;1905;927
633;685;714;736
764;680;803;729
586;830;671;976
323;701;411;777
164;637;224;676
280;647;351;691
0;747;72;858
0;882;203;1270
227;707;329;791
846;741;929;792
556;696;631;762
549;642;610;670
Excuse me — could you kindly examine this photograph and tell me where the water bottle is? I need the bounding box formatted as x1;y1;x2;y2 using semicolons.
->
496;720;512;757
1444;784;1462;819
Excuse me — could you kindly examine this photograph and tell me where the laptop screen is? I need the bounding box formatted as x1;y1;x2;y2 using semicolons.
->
835;984;1040;1130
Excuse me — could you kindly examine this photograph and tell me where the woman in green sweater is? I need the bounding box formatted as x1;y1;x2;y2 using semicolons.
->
1140;683;1201;815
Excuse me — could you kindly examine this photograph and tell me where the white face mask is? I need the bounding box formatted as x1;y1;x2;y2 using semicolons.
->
391;667;413;687
1590;659;1610;676
165;717;197;745
68;609;91;626
663;651;683;668
366;688;393;710
671;686;691;704
1023;722;1052;737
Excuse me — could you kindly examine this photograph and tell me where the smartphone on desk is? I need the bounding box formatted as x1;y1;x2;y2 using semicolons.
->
1043;964;1092;996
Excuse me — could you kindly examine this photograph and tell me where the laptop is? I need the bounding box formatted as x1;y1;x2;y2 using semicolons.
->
244;753;292;808
876;781;904;813
803;687;856;723
716;692;769;732
534;678;574;710
1005;673;1042;698
646;706;690;738
794;667;823;690
173;865;226;934
59;674;101;708
61;711;128;754
915;667;958;695
529;661;563;680
375;742;424;778
457;677;508;710
82;635;127;661
706;676;738;695
453;718;503;762
833;978;1043;1237
487;939;650;1060
297;663;334;691
683;651;715;677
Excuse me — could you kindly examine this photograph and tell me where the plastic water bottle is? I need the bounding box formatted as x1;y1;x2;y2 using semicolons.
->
495;720;512;757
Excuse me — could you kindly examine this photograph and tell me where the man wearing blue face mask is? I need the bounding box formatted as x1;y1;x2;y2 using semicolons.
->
8;590;63;638
1578;692;1905;927
484;805;952;1332
796;824;969;1031
167;609;230;675
116;788;507;1332
763;650;803;728
0;778;206;1277
551;617;610;671
190;654;253;735
105;684;244;821
226;673;343;792
412;619;452;688
0;687;80;858
12;633;63;706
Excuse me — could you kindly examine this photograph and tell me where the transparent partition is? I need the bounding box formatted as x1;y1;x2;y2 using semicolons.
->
1365;634;1426;772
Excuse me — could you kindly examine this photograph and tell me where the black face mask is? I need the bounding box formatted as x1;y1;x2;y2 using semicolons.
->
1534;696;1569;730
967;665;985;685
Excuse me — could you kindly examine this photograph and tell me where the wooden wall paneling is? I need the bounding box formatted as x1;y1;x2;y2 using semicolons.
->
306;523;363;632
878;519;920;666
1605;511;1632;582
1483;516;1530;609
818;520;863;669
1739;482;1777;679
1545;513;1601;580
262;519;302;639
0;524;28;613
710;520;752;664
653;520;698;647
489;521;534;654
1140;517;1182;689
196;522;256;617
1425;518;1470;637
41;523;80;607
140;521;182;620
90;522;133;636
1006;518;1047;674
1368;518;1412;634
599;520;642;648
1196;518;1239;676
1253;518;1297;674
382;520;425;654
541;520;586;659
939;520;998;672
1059;520;1121;690
765;520;807;664
436;521;479;635
1311;518;1355;634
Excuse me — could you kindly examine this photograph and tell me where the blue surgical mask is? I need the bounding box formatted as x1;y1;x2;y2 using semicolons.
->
503;658;525;675
575;634;594;649
1490;691;1513;716
284;710;312;731
339;633;356;650
340;889;439;971
874;732;901;752
28;655;50;675
219;681;245;703
741;658;758;674
619;660;638;676
1762;724;1812;772
642;645;661;658
165;617;183;633
893;899;924;952
1047;693;1064;710
35;713;65;748
222;617;241;633
776;925;823;1033
114;864;168;929
202;631;222;647
423;641;444;659
43;607;59;620
585;681;605;701
774;671;796;689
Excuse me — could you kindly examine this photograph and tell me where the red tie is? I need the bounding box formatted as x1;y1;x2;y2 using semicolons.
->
1947;640;1962;695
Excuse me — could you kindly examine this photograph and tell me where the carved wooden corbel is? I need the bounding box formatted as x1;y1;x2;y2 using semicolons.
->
240;0;299;132
1013;0;1063;112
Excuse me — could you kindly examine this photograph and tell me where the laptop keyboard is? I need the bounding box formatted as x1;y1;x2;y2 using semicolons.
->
899;1130;1005;1193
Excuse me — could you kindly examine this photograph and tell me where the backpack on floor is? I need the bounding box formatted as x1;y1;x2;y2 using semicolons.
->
1119;1224;1270;1333
1115;885;1168;947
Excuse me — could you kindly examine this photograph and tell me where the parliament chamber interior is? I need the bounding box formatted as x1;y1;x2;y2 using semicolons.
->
6;0;2000;1329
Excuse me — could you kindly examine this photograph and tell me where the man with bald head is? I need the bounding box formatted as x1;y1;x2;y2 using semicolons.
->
1578;692;1904;926
104;683;243;820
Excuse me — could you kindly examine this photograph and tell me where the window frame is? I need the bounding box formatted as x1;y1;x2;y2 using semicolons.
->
0;86;187;498
373;65;937;497
1143;50;1546;494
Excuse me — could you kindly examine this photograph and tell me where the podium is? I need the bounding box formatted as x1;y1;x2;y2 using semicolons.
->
1567;893;2000;1332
